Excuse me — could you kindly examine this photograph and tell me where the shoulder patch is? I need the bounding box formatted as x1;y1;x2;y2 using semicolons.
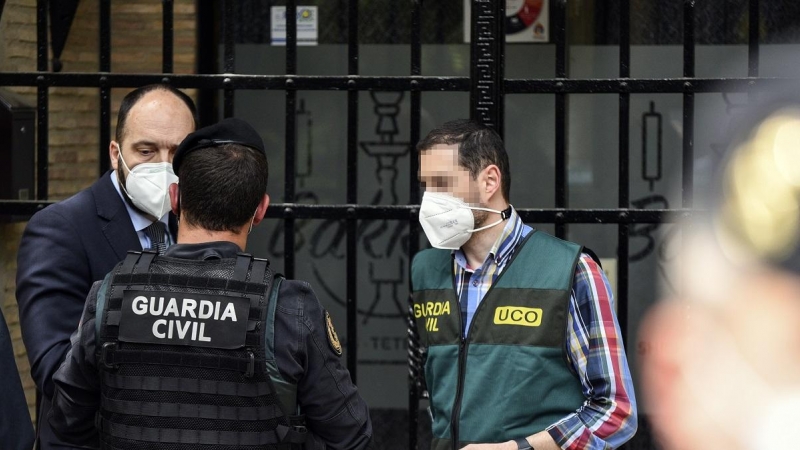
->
325;310;343;357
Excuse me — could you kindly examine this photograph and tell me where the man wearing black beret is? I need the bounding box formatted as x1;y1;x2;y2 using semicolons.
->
48;118;373;450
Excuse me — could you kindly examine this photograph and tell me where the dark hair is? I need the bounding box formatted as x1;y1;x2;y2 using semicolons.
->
115;84;198;143
417;119;511;201
177;143;268;233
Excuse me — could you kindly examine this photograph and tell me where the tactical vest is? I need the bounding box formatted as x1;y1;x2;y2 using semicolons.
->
411;231;586;450
96;250;306;450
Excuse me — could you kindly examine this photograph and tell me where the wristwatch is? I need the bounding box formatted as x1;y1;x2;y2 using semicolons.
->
514;437;533;450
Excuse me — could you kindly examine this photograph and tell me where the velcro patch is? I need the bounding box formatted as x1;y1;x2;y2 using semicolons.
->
493;306;543;327
118;290;250;349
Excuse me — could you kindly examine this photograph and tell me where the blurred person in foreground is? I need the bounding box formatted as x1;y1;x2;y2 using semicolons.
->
641;99;800;450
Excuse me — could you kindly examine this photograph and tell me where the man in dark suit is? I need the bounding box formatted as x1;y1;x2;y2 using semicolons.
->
0;308;35;450
15;84;196;449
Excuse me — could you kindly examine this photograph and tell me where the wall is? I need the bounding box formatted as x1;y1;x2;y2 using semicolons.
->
0;0;196;423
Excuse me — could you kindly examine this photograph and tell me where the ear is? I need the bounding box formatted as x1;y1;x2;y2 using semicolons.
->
110;141;120;171
479;164;501;200
169;183;180;216
251;194;271;227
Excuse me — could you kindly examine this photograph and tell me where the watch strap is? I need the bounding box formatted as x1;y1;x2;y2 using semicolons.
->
514;437;533;450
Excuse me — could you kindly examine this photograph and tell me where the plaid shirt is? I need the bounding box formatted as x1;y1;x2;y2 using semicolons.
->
452;208;637;449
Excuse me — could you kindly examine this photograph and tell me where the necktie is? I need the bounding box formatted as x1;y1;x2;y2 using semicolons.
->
144;221;167;255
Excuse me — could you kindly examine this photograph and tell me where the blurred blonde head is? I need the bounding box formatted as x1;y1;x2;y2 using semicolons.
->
641;104;800;450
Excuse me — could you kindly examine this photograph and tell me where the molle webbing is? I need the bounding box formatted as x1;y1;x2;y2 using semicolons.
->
97;250;305;449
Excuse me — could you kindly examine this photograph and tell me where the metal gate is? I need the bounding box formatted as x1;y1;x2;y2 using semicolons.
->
0;0;775;448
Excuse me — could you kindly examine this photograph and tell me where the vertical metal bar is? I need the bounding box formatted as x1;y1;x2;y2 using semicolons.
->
34;0;49;428
554;0;567;239
469;0;505;136
99;0;110;79
749;0;759;77
223;0;234;118
196;1;218;127
36;0;48;200
99;0;111;175
346;0;359;383
617;0;630;348
162;0;174;73
683;0;695;208
748;0;759;104
408;3;422;447
284;0;297;280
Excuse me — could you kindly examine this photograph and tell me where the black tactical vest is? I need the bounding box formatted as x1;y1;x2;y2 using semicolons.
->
96;250;306;450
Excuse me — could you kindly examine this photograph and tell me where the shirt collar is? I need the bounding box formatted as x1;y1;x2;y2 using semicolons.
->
453;206;525;270
163;241;242;260
488;206;524;266
110;170;170;232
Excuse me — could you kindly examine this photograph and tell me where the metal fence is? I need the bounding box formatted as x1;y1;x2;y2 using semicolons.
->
0;0;776;448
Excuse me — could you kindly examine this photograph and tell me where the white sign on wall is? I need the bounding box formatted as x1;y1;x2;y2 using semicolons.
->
464;0;549;43
271;6;318;46
464;0;550;42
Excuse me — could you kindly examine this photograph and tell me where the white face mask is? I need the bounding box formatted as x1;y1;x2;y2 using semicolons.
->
418;191;510;250
117;149;178;219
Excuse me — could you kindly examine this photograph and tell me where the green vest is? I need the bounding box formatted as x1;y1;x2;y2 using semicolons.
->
411;231;586;450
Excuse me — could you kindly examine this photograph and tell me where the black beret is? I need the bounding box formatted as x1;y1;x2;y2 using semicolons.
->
173;117;266;174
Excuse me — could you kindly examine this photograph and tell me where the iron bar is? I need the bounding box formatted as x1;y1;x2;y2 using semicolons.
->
223;0;234;117
408;1;423;448
469;0;505;135
0;201;698;223
346;0;359;383
683;0;695;208
36;0;48;200
748;0;760;103
3;73;797;93
99;0;111;175
554;0;567;239
162;0;174;74
749;0;759;78
617;0;631;350
283;0;297;279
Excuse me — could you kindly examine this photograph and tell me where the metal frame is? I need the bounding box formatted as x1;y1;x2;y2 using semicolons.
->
0;0;770;448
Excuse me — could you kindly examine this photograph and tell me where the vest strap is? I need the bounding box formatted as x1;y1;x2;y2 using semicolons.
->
98;417;284;445
250;258;269;284
118;252;142;275
264;275;298;414
103;373;272;397
134;250;157;273
276;423;308;444
233;253;252;282
103;346;258;376
101;395;284;421
106;310;121;326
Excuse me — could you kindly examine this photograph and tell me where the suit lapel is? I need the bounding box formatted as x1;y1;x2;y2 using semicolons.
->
93;172;142;260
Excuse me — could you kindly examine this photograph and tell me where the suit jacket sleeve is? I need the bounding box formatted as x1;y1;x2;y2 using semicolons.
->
0;309;35;450
48;280;103;448
16;204;94;398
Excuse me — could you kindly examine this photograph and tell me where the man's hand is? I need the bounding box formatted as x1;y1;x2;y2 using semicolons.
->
461;430;561;450
461;442;517;450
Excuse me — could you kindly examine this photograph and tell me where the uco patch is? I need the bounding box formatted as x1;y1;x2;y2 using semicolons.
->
325;310;342;356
